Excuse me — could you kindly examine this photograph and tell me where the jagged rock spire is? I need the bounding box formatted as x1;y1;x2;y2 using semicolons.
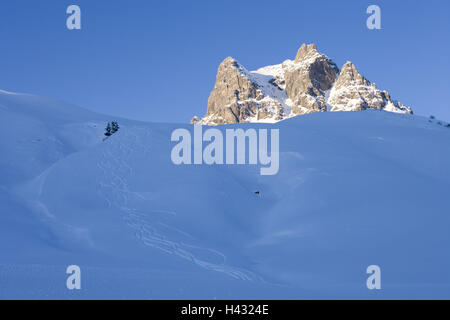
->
335;61;370;87
295;43;318;62
194;45;412;125
328;61;412;113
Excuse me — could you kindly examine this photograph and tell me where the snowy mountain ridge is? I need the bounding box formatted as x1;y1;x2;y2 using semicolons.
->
193;44;412;125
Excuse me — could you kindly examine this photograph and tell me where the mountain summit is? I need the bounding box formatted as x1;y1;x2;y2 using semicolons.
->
192;44;412;125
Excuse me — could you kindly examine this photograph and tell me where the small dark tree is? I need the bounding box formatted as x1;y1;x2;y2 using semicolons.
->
104;121;120;140
104;122;112;137
111;121;120;134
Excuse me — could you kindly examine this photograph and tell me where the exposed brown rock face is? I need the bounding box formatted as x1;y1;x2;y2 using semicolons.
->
203;57;258;125
328;62;412;113
193;57;285;125
193;44;412;125
284;43;339;115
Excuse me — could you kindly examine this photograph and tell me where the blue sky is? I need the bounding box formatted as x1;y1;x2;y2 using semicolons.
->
0;0;449;123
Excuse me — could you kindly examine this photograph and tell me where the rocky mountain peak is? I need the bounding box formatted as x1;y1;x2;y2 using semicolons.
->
294;43;319;62
336;61;370;87
328;61;412;113
192;45;413;125
197;55;283;125
219;57;244;72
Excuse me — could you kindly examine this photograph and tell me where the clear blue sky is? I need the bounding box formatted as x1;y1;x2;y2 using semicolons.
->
0;0;449;122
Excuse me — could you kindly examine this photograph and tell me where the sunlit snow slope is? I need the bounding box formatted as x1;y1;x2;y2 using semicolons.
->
0;90;449;299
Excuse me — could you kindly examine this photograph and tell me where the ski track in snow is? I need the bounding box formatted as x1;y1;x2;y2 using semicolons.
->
96;128;258;281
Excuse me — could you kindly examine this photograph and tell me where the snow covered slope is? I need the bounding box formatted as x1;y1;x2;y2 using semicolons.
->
1;90;450;299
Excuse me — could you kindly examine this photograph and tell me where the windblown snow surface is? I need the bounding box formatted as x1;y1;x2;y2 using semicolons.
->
0;90;450;299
